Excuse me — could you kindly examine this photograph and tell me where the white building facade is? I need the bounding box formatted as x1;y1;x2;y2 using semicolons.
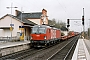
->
0;9;48;41
0;14;36;41
0;15;21;37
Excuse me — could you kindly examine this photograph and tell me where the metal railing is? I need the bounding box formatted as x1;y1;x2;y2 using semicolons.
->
0;37;20;42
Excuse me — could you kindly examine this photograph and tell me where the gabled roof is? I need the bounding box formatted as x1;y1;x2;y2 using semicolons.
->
15;10;42;25
0;14;37;25
22;12;42;19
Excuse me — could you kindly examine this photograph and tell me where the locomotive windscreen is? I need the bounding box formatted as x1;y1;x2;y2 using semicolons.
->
31;27;46;34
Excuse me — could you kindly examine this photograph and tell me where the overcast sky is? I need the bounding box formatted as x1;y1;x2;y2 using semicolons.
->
0;0;90;32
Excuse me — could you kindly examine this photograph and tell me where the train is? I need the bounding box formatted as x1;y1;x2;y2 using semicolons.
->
30;24;79;47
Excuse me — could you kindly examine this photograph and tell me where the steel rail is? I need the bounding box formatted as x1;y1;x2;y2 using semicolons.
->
1;41;57;60
63;38;78;60
14;43;60;60
47;36;79;60
0;48;34;60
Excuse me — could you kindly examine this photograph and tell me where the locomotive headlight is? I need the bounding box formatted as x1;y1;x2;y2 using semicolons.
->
44;36;46;39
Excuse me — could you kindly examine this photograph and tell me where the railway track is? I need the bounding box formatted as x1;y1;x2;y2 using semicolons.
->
47;36;79;60
0;48;34;60
23;35;80;60
0;41;60;60
0;35;80;60
0;47;49;60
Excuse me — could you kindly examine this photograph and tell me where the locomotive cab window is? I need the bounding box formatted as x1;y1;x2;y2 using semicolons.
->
31;27;46;34
39;28;46;33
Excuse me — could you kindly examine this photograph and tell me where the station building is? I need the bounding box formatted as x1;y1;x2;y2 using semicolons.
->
0;9;48;40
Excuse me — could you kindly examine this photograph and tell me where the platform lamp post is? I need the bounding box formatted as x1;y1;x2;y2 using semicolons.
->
6;3;18;41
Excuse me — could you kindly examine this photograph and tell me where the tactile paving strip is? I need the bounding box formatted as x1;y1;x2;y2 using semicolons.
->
77;39;87;60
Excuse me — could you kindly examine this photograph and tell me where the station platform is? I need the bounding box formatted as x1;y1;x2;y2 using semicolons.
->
0;40;30;57
72;39;90;60
0;40;30;49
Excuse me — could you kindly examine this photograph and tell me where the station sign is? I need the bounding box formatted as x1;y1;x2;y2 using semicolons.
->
19;26;24;28
10;24;14;26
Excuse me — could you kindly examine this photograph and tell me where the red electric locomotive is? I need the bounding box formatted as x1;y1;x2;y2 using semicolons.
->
30;25;61;47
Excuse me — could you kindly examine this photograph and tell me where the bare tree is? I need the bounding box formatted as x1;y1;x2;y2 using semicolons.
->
48;19;66;29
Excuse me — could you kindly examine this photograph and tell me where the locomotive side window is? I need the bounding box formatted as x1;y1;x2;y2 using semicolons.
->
48;29;50;33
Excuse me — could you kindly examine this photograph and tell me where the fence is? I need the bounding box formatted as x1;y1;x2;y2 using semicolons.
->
0;37;20;42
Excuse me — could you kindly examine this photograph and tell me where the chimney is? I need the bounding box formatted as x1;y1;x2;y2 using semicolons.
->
40;9;48;25
42;9;47;16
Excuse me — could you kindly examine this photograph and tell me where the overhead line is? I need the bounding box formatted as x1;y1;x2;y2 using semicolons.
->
56;0;71;18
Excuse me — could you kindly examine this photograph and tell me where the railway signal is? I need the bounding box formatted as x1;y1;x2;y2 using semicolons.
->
67;25;70;27
82;16;84;25
67;19;70;27
67;19;69;25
